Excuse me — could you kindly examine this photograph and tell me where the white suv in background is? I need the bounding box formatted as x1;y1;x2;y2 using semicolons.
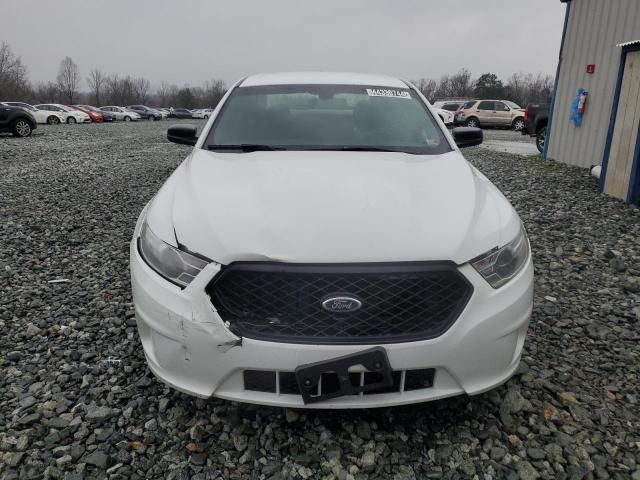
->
1;102;65;125
131;72;533;408
35;104;91;124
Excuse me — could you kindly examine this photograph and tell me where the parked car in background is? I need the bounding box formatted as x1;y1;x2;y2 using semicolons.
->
454;100;525;130
0;104;37;137
1;102;65;125
74;105;117;122
522;102;550;153
126;105;163;120
131;72;533;408
153;108;169;119
69;105;105;123
432;107;454;126
192;108;213;119
432;99;468;112
169;108;193;119
35;104;91;124
100;106;141;122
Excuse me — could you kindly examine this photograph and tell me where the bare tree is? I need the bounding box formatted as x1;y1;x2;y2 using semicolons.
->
56;56;80;104
156;81;171;106
201;79;226;107
33;81;60;103
448;68;473;97
413;78;437;102
133;77;151;103
505;72;554;106
87;68;105;106
0;42;31;99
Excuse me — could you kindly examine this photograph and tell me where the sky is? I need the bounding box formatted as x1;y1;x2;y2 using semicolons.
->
1;0;567;89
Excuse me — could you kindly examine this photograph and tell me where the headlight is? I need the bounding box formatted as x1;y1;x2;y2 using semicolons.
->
471;225;530;288
138;221;209;287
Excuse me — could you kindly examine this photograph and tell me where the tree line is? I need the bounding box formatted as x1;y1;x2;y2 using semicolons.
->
413;68;554;107
0;42;227;108
1;42;553;109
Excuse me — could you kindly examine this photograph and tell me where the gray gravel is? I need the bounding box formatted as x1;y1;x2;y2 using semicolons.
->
1;122;639;480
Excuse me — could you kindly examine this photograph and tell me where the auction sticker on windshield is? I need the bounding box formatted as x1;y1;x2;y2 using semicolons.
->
366;88;410;99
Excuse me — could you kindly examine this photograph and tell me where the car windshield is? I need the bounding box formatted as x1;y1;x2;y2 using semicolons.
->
504;101;521;109
206;84;451;154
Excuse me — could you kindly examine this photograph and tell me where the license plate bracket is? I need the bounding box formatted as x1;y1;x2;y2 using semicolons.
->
295;347;392;404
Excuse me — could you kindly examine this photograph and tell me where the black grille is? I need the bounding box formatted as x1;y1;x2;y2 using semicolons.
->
207;262;472;344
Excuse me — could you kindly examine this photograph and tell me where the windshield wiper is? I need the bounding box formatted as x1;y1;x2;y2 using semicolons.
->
207;144;287;152
336;146;406;153
298;146;420;154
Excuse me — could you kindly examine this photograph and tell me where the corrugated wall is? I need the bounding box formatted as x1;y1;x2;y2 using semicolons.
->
547;0;640;168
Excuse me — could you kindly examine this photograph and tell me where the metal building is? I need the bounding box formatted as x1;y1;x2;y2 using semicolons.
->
545;0;640;203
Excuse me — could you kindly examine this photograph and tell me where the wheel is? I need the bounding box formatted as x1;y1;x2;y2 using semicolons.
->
67;117;77;125
124;116;131;122
47;115;60;125
12;119;33;137
204;115;209;119
465;117;480;128
513;117;526;131
149;115;155;121
536;127;547;153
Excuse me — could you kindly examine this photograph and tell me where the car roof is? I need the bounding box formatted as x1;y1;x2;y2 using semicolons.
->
241;72;408;88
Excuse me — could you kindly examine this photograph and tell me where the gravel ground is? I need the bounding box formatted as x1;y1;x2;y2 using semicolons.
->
1;122;639;480
482;129;536;144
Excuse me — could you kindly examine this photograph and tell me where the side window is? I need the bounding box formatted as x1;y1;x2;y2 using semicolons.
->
477;101;494;111
442;103;459;111
494;101;509;111
462;101;476;109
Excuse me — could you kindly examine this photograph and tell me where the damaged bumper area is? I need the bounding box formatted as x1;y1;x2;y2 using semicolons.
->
130;235;533;408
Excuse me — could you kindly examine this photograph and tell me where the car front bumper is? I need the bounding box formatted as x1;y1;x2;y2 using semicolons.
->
130;218;533;409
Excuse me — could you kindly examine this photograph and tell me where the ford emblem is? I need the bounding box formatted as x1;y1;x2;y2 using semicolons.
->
321;295;363;313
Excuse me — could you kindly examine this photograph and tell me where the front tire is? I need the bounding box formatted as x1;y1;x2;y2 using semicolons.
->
466;117;480;128
67;117;77;125
124;116;131;122
47;115;60;125
536;127;547;153
149;115;155;121
513;118;525;131
12;119;33;137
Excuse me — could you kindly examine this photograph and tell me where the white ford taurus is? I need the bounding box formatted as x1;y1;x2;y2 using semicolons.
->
130;72;533;408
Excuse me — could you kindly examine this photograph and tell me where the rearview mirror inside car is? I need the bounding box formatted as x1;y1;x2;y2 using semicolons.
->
167;124;198;146
452;127;483;148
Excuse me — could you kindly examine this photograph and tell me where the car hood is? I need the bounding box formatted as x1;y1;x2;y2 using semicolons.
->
147;149;520;265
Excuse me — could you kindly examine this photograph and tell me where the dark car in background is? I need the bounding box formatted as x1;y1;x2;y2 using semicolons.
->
522;102;550;153
74;105;116;122
126;105;163;120
169;108;193;119
0;105;37;137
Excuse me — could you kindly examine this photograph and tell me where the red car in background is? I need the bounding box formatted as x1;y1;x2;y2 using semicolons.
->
69;105;105;122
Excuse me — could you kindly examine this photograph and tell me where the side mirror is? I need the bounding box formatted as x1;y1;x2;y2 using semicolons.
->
167;124;198;146
452;127;483;148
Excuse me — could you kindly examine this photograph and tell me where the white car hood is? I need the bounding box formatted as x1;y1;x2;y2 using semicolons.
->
148;148;520;265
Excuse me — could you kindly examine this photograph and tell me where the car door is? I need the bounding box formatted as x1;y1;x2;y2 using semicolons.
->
476;101;496;125
493;101;513;126
0;105;11;126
